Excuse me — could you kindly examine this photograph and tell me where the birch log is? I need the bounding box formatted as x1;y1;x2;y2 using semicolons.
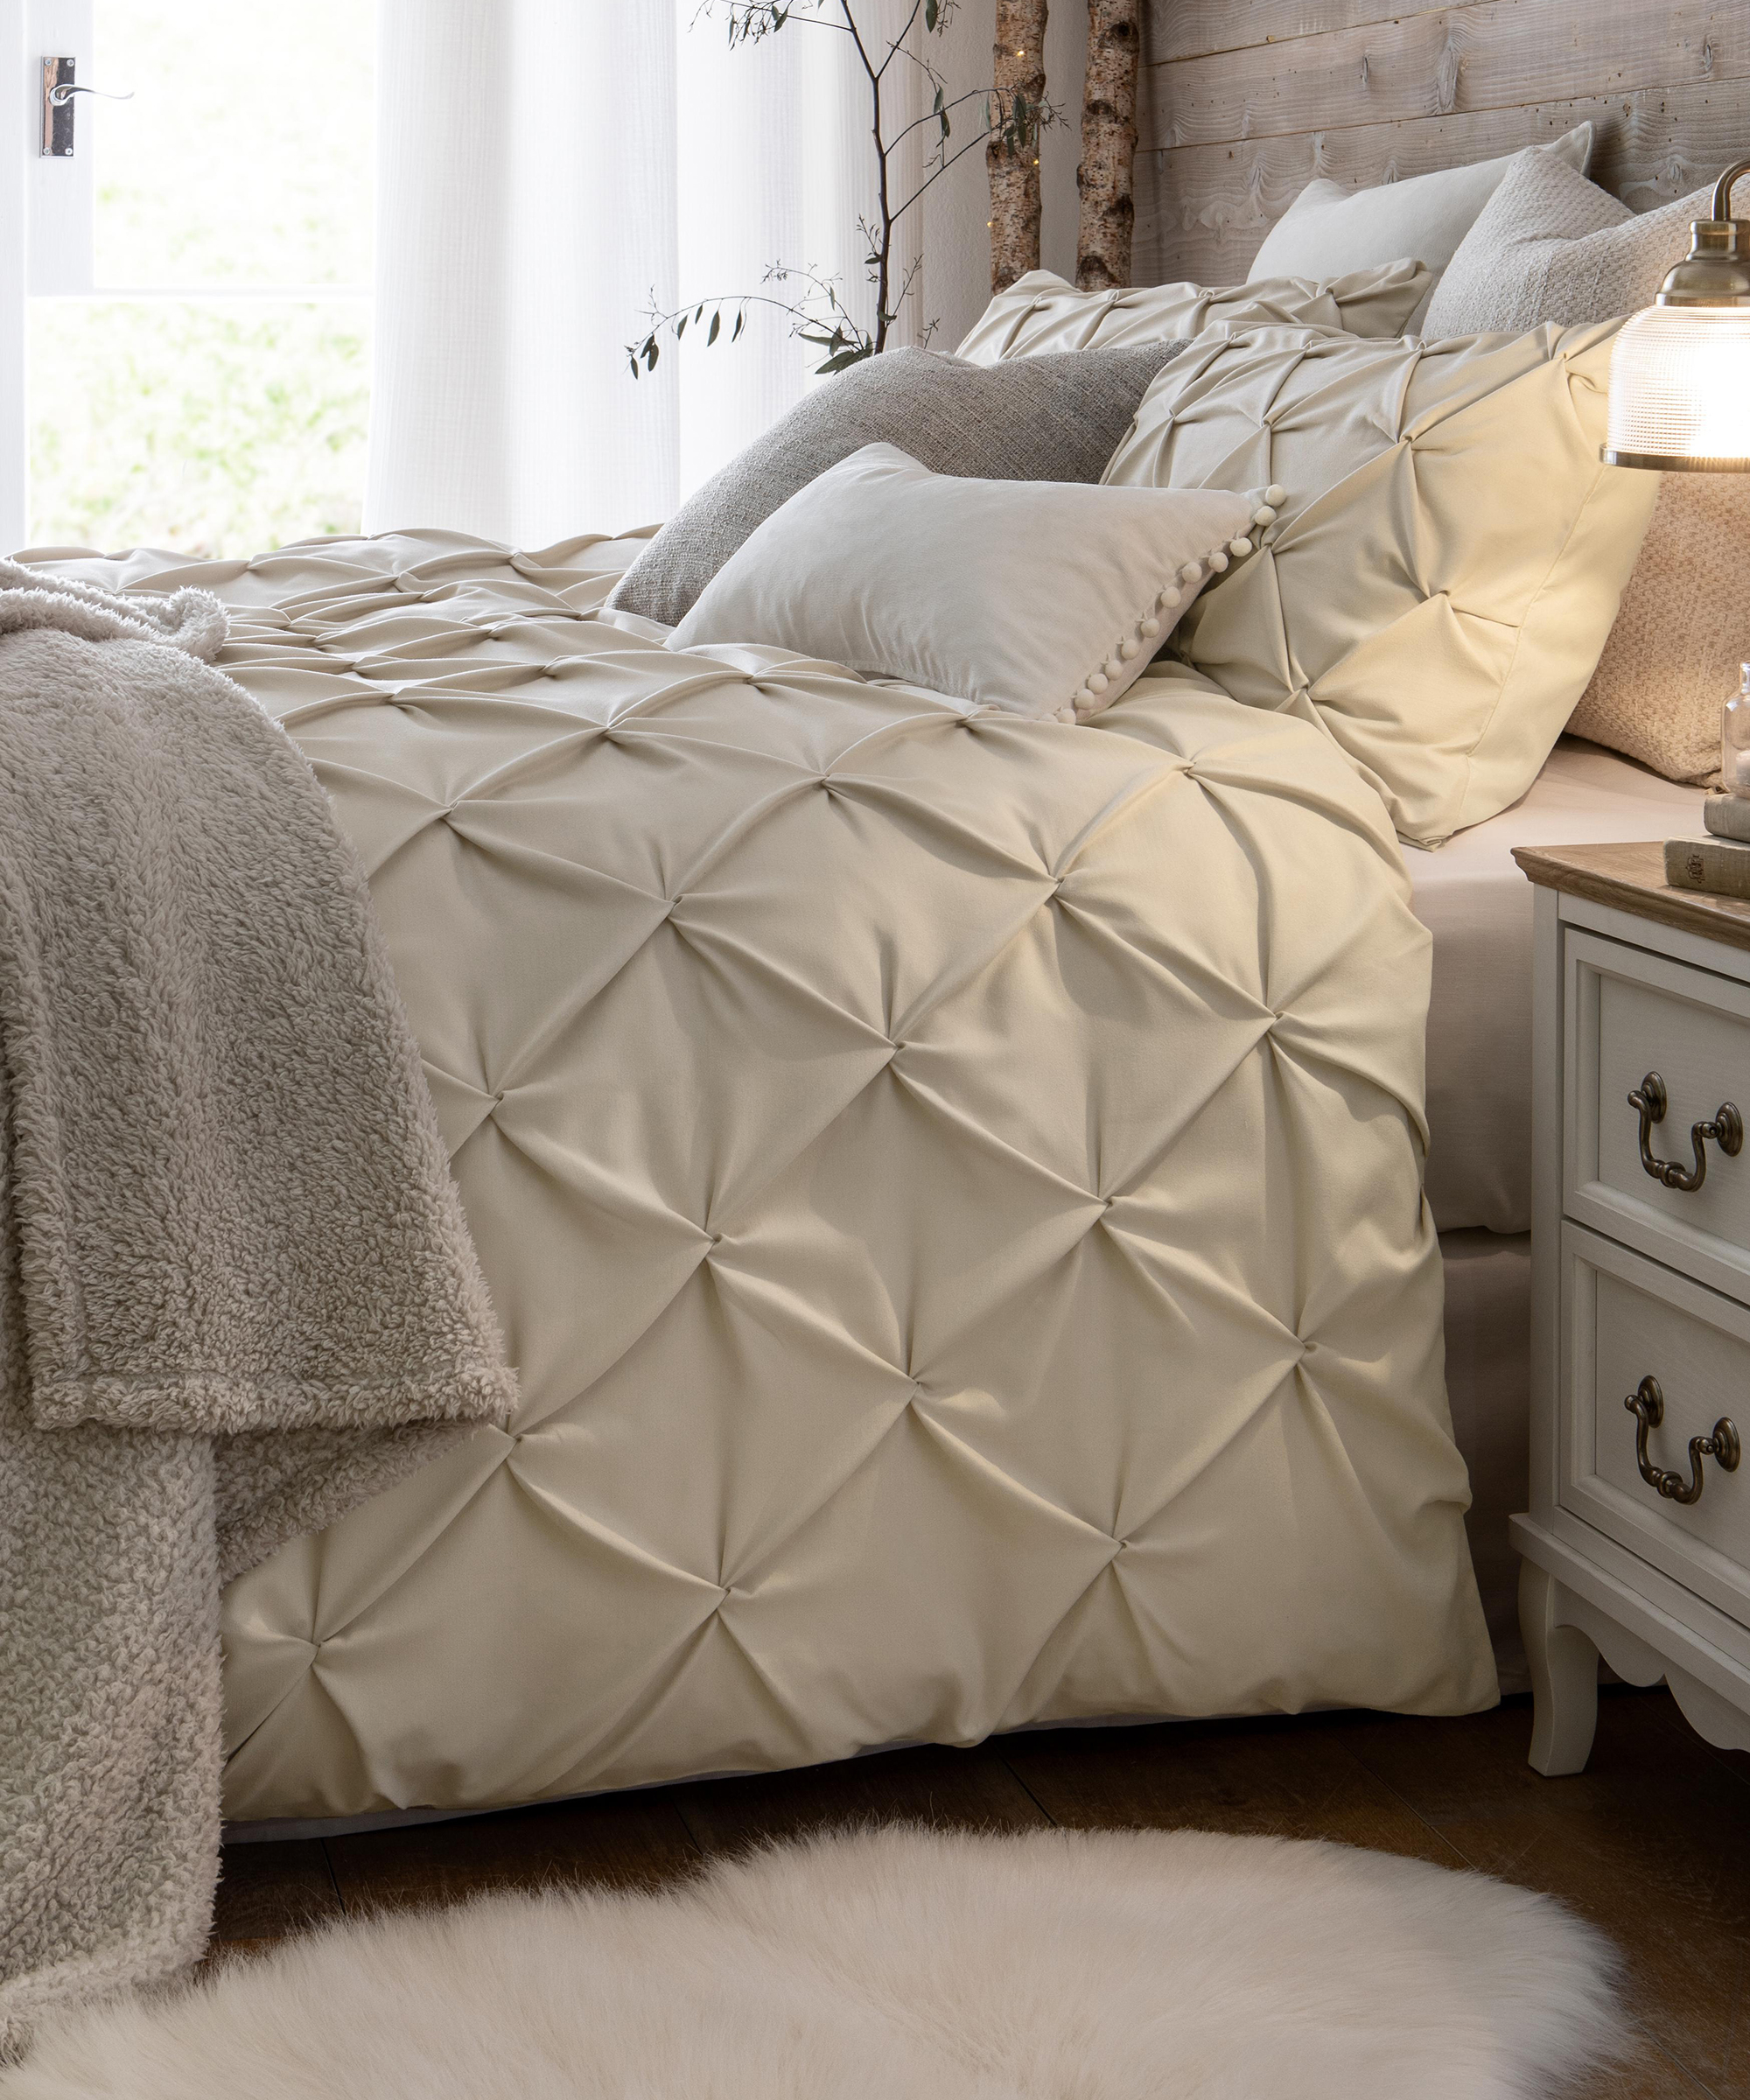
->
1075;0;1139;290
988;0;1048;293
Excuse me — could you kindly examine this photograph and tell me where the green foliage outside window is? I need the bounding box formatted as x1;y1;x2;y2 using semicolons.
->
27;0;374;557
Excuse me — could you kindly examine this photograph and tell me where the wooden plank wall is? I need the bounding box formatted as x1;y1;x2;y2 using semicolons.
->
1135;0;1750;284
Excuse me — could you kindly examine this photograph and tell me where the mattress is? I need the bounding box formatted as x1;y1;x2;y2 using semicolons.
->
1410;739;1708;1235
33;531;1494;1823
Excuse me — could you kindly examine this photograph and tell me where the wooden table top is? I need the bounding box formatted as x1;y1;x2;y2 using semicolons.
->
1513;839;1750;956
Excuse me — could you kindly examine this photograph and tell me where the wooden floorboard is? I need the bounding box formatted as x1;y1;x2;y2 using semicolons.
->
214;1688;1750;2092
1341;1697;1750;2096
997;1709;1471;1866
672;1740;1050;1857
211;1835;343;1942
322;1790;703;1917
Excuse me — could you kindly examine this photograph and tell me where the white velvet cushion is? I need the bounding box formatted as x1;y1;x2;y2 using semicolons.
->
668;443;1264;723
954;262;1431;363
1102;322;1659;844
1424;149;1745;788
1250;127;1593;331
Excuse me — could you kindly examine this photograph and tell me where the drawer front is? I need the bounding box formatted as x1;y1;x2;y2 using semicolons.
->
1564;928;1750;1303
1560;1222;1750;1628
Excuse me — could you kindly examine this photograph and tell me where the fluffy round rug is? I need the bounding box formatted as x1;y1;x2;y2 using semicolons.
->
2;1825;1621;2099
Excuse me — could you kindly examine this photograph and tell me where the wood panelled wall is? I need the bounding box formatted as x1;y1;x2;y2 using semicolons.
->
1135;1;1750;284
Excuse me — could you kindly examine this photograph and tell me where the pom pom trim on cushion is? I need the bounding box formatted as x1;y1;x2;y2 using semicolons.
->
1067;492;1280;722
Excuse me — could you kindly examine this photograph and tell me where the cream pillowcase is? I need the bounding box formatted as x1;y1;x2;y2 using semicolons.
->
1424;149;1744;788
1102;323;1659;845
954;262;1431;363
1249;126;1593;330
668;443;1269;723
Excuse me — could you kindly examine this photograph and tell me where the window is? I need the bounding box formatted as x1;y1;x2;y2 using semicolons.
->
24;0;374;555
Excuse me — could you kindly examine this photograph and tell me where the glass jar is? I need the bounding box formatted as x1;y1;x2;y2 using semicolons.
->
1725;664;1750;797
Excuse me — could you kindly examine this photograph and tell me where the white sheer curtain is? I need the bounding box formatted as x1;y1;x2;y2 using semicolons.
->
365;0;921;546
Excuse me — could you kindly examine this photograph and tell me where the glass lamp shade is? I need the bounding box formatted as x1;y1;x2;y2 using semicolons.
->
1725;668;1750;798
1605;303;1750;470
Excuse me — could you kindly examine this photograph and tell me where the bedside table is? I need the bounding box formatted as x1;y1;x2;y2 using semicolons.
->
1512;840;1750;1774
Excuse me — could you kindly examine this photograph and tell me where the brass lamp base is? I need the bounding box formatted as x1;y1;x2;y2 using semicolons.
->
1602;449;1750;472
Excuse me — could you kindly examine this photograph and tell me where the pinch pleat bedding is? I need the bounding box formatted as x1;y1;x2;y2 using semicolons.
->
28;530;1495;1826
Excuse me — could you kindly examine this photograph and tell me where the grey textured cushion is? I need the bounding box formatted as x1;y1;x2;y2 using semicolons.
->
606;343;1188;628
1426;150;1746;788
1425;150;1705;335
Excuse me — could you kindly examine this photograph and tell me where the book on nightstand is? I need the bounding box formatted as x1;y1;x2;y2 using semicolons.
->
1704;790;1750;844
1666;835;1750;900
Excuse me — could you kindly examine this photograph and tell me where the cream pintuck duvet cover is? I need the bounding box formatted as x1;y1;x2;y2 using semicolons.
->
37;530;1495;1821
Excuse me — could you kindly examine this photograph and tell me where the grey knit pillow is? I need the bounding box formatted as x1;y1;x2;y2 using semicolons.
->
1424;149;1705;336
606;343;1188;628
1425;151;1746;788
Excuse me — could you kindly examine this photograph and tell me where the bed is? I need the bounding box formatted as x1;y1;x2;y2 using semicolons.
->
34;526;1509;1825
34;329;1705;1823
39;522;1698;1821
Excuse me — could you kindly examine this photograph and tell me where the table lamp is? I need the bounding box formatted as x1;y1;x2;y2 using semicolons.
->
1603;162;1750;863
1605;159;1750;472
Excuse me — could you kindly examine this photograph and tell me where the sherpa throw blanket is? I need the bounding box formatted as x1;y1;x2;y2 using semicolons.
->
0;564;514;2056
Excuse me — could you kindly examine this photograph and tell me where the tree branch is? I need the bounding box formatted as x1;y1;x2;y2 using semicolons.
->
873;0;926;79
641;0;1048;374
886;85;989;155
892;121;1012;223
708;0;852;35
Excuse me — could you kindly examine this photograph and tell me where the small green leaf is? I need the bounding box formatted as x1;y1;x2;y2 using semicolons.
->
708;310;721;344
644;339;659;370
732;310;746;340
676;312;687;337
924;0;937;28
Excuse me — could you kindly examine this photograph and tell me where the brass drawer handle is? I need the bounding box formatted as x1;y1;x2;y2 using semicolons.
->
1624;1376;1741;1505
1627;1071;1743;1193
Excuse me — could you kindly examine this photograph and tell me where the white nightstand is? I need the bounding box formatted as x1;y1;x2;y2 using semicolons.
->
1512;840;1750;1774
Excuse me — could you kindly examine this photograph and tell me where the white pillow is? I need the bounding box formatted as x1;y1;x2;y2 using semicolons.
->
668;443;1270;723
1250;126;1593;330
955;262;1431;362
1102;322;1658;845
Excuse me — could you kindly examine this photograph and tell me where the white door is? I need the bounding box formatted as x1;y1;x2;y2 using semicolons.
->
0;0;374;557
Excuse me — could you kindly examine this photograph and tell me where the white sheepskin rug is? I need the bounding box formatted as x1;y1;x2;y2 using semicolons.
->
2;1825;1622;2099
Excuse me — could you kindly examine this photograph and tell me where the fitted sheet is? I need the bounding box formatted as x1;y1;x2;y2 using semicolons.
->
32;531;1494;1823
1411;738;1708;1235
